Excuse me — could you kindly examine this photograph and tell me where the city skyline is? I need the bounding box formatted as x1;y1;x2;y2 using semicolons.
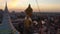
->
0;0;60;12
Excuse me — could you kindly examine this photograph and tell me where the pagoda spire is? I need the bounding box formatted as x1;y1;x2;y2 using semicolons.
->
28;4;31;8
0;2;19;34
24;4;33;34
25;4;33;17
4;2;8;13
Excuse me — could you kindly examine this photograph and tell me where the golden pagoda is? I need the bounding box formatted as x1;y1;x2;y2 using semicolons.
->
25;4;33;17
24;4;33;29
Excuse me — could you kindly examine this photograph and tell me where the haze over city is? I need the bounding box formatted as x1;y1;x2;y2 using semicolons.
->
0;0;60;34
0;0;60;12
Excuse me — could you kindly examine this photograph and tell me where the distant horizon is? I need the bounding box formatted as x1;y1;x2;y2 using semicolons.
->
0;8;60;12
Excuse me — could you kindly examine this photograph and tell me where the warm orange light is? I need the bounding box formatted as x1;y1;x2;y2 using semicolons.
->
0;0;60;12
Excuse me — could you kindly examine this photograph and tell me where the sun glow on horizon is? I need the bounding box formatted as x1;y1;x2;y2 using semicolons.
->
0;0;60;12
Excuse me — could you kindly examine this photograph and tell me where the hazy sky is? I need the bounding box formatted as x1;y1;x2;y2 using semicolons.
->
0;0;60;12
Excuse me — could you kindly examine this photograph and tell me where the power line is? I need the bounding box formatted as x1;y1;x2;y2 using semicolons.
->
35;0;40;12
